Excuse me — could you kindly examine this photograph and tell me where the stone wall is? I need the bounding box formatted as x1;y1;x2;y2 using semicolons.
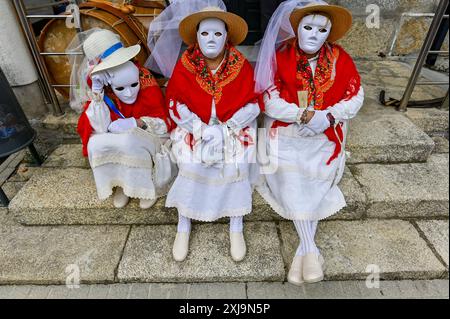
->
332;0;448;58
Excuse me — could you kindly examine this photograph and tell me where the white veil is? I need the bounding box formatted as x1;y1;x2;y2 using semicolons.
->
254;0;328;93
66;28;119;113
146;0;227;78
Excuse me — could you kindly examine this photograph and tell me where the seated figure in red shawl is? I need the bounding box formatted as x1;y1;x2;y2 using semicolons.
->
152;5;262;263
76;29;172;209
254;1;365;285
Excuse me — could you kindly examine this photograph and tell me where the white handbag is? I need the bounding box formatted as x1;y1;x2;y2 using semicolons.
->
153;138;177;189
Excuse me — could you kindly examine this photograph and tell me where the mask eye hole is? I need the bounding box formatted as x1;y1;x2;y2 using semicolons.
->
303;25;313;31
319;28;328;33
131;82;139;88
215;32;222;37
201;31;208;36
114;87;124;91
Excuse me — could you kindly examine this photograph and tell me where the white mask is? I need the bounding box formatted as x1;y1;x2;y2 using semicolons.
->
197;18;227;59
298;14;332;55
108;61;140;104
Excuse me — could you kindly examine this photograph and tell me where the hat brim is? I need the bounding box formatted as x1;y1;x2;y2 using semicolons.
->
179;11;248;46
290;5;352;43
91;44;141;74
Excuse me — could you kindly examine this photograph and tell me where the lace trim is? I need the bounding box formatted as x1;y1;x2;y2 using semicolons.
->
178;170;249;186
90;154;152;169
165;200;252;222
256;182;346;221
97;179;156;201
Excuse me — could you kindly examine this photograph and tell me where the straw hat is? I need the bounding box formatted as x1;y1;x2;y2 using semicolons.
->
179;6;248;46
83;29;141;74
290;2;352;43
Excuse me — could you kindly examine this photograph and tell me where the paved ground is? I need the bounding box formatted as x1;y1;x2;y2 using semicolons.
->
0;280;448;299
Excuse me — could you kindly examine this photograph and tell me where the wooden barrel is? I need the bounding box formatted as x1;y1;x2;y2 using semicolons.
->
105;0;165;31
38;1;152;99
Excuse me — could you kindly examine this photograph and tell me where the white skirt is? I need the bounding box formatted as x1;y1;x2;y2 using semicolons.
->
87;128;166;201
166;123;259;222
256;121;347;221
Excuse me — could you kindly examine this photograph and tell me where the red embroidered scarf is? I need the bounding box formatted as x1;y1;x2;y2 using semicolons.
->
272;41;361;164
166;43;260;124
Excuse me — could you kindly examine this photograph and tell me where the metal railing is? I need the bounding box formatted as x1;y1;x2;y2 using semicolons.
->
398;0;449;112
13;0;84;117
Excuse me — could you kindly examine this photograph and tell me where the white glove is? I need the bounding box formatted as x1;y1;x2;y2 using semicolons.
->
305;110;331;134
91;71;112;94
297;125;317;137
108;118;137;133
201;125;224;166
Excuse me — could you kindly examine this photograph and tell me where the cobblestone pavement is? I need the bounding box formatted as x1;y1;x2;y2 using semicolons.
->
0;280;448;299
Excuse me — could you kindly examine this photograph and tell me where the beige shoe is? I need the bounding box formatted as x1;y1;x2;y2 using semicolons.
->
230;232;246;262
303;252;325;283
173;232;190;262
113;187;129;208
139;198;157;209
287;255;304;286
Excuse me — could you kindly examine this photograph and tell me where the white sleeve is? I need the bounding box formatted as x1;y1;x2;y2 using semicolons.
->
85;99;111;134
141;117;168;135
263;87;303;123
226;102;260;133
329;87;365;122
169;103;205;134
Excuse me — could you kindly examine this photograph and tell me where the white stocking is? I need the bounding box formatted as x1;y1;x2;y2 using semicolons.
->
293;220;319;257
177;213;191;233
229;216;243;233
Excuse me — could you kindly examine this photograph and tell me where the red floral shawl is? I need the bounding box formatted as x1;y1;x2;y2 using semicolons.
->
271;41;361;165
166;44;261;125
77;65;170;157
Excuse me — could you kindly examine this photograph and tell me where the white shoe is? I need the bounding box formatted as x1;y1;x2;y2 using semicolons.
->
287;255;304;286
230;232;246;262
139;198;157;209
303;252;325;283
113;188;129;208
173;232;190;262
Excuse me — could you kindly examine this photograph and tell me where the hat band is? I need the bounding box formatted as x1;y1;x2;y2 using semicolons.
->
101;42;124;60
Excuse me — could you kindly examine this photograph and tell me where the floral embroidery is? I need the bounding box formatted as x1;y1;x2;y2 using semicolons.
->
344;76;360;100
181;43;245;104
296;42;339;110
139;67;158;89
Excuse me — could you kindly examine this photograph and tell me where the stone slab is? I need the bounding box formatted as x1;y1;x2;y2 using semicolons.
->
351;154;449;218
416;220;449;267
280;220;447;281
0;220;129;284
432;137;449;154
10;166;366;225
117;222;285;283
42;144;88;168
347;99;435;164
405;108;449;134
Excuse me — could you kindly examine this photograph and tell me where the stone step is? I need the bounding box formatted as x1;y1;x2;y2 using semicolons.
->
1;208;447;284
350;153;449;219
42;98;436;165
8;144;449;225
346;99;435;164
8;165;365;225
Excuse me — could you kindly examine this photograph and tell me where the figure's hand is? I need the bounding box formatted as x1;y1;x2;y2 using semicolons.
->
91;72;112;94
201;125;224;165
305;110;331;134
297;125;317;137
108;118;137;133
